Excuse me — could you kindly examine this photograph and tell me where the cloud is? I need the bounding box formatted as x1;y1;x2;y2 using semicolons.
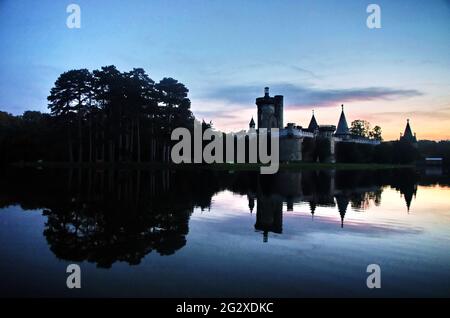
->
204;83;423;109
366;105;450;122
195;110;239;120
289;65;321;80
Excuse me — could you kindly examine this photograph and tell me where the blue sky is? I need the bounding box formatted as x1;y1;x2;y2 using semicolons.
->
0;0;449;139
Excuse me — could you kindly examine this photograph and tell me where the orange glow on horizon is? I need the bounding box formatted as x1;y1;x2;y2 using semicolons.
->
193;99;450;141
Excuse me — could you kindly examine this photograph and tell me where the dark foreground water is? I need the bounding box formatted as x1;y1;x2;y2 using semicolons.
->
0;167;449;297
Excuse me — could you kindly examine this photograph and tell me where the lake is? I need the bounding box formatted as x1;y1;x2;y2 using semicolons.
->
0;167;449;297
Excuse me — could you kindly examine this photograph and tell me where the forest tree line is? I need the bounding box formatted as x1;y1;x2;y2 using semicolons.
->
1;66;198;165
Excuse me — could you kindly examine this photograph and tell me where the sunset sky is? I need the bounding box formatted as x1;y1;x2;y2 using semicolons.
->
0;0;449;140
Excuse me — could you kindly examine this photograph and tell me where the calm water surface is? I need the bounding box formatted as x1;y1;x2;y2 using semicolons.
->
0;168;449;297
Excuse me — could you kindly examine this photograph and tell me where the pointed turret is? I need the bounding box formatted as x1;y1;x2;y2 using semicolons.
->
400;119;417;143
335;104;349;137
404;119;413;137
249;117;255;129
308;110;319;132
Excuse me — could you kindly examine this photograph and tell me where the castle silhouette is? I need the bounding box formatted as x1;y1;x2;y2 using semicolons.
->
249;87;417;162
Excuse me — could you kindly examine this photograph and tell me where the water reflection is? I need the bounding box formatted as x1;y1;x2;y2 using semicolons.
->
242;170;418;241
0;167;447;267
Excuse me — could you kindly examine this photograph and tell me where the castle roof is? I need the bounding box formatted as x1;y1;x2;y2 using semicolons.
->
308;112;319;131
401;119;417;143
335;105;349;135
249;117;255;127
403;119;413;138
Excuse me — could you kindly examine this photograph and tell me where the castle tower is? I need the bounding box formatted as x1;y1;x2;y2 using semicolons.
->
255;87;283;129
308;110;319;132
400;119;417;143
274;95;284;129
335;104;350;139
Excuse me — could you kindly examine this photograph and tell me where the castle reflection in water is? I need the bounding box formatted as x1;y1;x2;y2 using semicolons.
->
0;167;438;267
244;170;418;242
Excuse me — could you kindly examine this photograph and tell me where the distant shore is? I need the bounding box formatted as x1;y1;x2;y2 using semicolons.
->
9;161;415;171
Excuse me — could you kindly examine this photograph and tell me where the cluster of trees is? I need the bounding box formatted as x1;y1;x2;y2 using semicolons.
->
0;110;55;164
417;140;450;166
0;66;196;165
349;120;383;141
335;139;450;165
47;66;194;163
336;140;419;164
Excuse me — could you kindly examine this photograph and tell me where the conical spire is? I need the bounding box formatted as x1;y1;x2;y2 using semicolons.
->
335;104;349;136
308;110;319;132
400;119;417;143
249;117;255;129
403;119;413;139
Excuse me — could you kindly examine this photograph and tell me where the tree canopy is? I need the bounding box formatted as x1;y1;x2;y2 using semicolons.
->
45;66;195;163
350;119;383;141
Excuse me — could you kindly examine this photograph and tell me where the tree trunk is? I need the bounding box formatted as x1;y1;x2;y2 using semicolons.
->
119;133;123;162
125;121;130;162
88;114;93;163
137;117;141;163
68;125;74;163
130;119;134;161
78;114;83;163
164;143;167;163
101;131;105;162
93;124;96;162
109;140;114;163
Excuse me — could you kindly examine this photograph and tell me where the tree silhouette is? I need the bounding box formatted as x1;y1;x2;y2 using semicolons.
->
370;125;383;141
48;69;93;163
123;68;156;162
155;77;192;162
349;119;371;138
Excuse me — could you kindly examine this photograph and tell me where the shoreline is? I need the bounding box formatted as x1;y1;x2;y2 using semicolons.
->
9;161;415;171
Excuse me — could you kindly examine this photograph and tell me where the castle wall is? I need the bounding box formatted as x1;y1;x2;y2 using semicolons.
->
280;137;303;162
329;139;336;163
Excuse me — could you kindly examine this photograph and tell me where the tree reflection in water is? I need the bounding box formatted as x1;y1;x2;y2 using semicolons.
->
0;167;434;267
